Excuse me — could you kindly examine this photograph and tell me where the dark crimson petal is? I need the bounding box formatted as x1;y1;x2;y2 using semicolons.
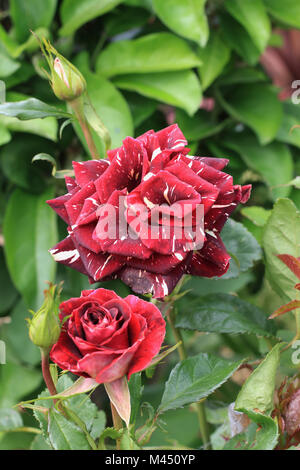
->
65;181;96;226
75;245;124;281
95;137;148;203
99;298;132;349
155;124;187;151
49;236;88;276
78;328;146;383
76;192;101;226
165;160;219;213
73;160;110;187
126;251;187;274
121;255;191;298
50;328;86;377
187;233;231;277
46;181;80;224
73;223;103;253
198;157;229;170
205;184;252;232
125;296;166;379
81;287;121;302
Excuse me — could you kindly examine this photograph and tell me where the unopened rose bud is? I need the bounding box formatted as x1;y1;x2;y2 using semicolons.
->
27;283;62;351
51;56;86;102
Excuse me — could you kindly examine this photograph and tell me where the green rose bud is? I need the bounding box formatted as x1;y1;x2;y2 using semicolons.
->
52;56;86;102
27;283;62;352
39;38;86;102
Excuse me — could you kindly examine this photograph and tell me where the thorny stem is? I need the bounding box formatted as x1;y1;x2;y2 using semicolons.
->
69;97;99;159
41;349;58;401
165;303;211;449
110;402;123;450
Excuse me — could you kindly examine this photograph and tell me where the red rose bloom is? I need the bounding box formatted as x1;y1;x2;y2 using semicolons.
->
50;288;165;383
47;124;251;298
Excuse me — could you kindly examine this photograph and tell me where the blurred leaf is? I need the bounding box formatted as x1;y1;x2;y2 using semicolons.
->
0;135;56;192
0;98;71;120
0;363;41;408
0;52;20;78
90;411;106;441
222;131;292;198
2;300;41;365
0;409;23;431
75;53;133;148
263;198;300;303
277;102;300;149
153;0;209;47
129;373;143;426
241;206;271;227
30;434;52;450
0;116;57;141
0;248;18;314
263;0;300;28
96;33;201;77
224;0;270;53
48;409;90;450
236;343;281;413
158;354;244;413
59;0;124;36
3;187;58;309
198;31;231;90
10;0;57;42
220;67;267;86
220;219;262;280
218;84;282;144
220;12;260;65
223;413;278;450
126;93;157;128
0;124;11;146
175;293;276;337
114;70;202;116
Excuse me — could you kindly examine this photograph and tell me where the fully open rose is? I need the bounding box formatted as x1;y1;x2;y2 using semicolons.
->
47;124;251;298
50;288;166;383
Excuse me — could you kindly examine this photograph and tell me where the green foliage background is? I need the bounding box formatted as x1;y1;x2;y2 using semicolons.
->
0;0;300;450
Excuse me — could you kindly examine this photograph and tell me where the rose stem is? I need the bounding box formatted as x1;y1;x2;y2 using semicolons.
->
69;97;99;159
41;349;58;401
110;402;123;450
166;306;211;449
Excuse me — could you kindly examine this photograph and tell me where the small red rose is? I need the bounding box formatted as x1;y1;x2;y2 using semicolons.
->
50;288;166;383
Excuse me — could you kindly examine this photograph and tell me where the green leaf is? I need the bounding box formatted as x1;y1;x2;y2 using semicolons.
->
220;12;261;65
158;354;244;413
224;413;278;450
263;0;300;28
220;67;267;86
277;102;300;149
74;53;133;148
220;219;262;280
217;84;283;144
175;293;276;337
96;33;201;77
129;373;143;426
3;187;58;308
126;93;157;128
0;409;23;432
241;206;271;227
153;0;209;47
48;409;91;450
0;248;18;314
176;109;228;141
10;0;57;42
2;300;41;366
225;0;270;53
0;363;42;408
0;52;20;78
222;132;292;199
0;123;11;146
235;343;281;413
197;31;231;90
263;198;300;303
0;98;71;121
114;70;202;116
30;434;52;450
59;0;124;36
90;411;106;441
